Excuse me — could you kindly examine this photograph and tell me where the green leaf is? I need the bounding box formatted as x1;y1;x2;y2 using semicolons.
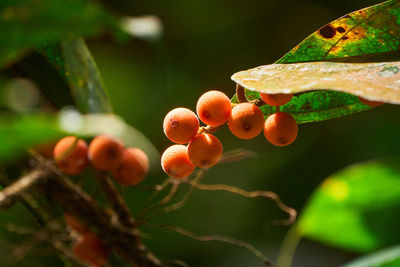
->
278;0;400;63
298;159;400;253
232;61;400;122
0;114;64;162
342;245;400;267
62;38;113;113
0;0;116;68
233;0;400;123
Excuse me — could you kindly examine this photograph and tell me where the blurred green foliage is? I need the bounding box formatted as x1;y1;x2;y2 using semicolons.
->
1;0;400;266
299;159;400;252
0;0;116;67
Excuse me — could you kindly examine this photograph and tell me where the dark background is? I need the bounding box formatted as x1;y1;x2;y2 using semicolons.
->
40;0;400;266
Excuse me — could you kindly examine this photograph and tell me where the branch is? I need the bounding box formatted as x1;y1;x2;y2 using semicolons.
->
94;170;135;227
181;181;297;226
150;224;273;266
0;153;162;267
0;169;48;209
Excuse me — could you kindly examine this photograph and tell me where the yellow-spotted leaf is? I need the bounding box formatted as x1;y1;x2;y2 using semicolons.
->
232;0;400;123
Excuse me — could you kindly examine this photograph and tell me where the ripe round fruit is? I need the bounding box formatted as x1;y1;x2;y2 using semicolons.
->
53;136;88;175
163;108;200;144
264;112;298;146
161;145;195;178
188;133;223;168
88;135;124;171
228;103;264;139
196;90;231;127
64;213;87;233
73;232;109;267
260;93;293;106
112;148;149;186
358;96;384;107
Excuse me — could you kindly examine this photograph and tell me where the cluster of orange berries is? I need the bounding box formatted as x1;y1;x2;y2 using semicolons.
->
161;90;300;179
53;135;149;186
65;214;109;266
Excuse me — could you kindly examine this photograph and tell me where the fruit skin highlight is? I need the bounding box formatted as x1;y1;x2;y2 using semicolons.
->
163;107;200;144
112;148;149;186
228;103;264;139
188;133;223;168
264;112;298;146
53;136;88;175
196;90;231;127
260;93;293;106
161;145;195;178
73;232;109;267
88;135;124;171
358;96;384;107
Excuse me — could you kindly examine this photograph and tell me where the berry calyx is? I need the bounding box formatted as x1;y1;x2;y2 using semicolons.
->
188;133;223;168
88;135;124;171
260;93;293;106
228;103;264;139
161;145;195;178
73;232;109;267
264;112;298;146
112;148;149;186
53;136;88;175
196;90;231;127
163;107;200;144
358;96;384;107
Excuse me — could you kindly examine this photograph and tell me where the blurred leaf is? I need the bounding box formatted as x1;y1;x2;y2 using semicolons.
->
12;50;74;108
298;159;400;252
233;0;400;123
0;0;118;68
342;244;400;267
62;38;112;113
0;114;64;162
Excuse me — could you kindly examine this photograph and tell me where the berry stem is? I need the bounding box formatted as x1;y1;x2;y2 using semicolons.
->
236;84;266;107
236;84;248;103
198;125;221;134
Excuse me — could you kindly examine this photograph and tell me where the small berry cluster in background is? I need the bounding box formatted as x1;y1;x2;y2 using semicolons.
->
64;214;109;267
53;135;149;186
161;89;302;178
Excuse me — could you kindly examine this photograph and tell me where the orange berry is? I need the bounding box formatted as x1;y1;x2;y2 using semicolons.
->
260;93;293;106
188;133;223;168
53;136;88;175
196;90;231;127
73;232;109;267
358;96;384;107
112;148;149;186
228;103;264;139
64;213;87;233
161;145;195;178
264;112;298;146
163;108;199;144
88;135;124;171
